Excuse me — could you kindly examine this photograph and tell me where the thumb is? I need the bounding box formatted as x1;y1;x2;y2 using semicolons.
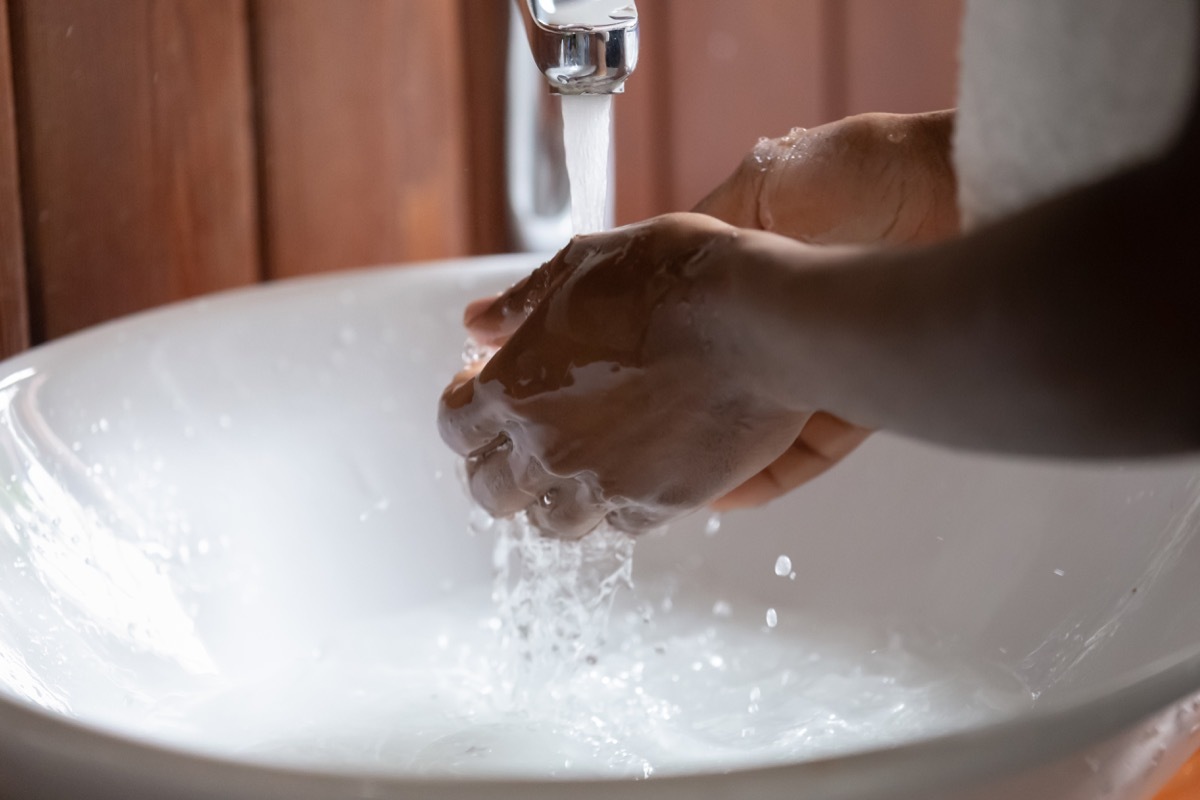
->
692;161;765;229
465;245;578;346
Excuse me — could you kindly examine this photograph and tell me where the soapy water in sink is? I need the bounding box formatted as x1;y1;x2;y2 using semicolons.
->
130;523;1033;778
131;587;1033;778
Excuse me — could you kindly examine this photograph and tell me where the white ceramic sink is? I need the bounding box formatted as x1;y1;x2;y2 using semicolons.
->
1;255;1199;800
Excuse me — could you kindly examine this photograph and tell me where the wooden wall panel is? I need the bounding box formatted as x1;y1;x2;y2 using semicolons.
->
253;0;469;278
457;1;510;255
0;0;28;359
613;0;673;225
843;0;963;115
0;0;968;350
613;0;962;222
659;0;837;211
8;0;259;342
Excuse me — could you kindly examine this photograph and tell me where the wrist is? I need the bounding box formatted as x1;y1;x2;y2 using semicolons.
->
717;229;871;416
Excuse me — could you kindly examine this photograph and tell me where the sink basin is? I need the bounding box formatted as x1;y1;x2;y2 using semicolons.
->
1;254;1199;800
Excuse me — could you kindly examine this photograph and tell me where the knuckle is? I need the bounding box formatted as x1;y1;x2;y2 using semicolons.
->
468;453;527;517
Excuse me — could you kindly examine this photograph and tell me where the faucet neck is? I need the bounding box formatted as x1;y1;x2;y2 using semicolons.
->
515;0;639;95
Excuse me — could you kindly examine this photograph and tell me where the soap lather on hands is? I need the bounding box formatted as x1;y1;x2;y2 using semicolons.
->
438;113;958;538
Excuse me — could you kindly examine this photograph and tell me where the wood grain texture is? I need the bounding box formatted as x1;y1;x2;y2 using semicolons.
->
0;0;28;358
614;0;961;221
9;0;259;341
843;0;963;115
252;0;469;278
457;0;510;255
658;0;835;211
613;0;673;224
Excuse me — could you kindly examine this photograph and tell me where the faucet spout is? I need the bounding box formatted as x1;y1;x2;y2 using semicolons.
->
515;0;639;95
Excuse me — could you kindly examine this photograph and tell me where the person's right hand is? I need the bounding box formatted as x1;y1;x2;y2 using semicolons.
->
694;111;960;247
689;112;957;511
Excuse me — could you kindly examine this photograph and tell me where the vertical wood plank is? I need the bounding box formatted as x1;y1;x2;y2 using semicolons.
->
659;0;835;210
9;0;259;342
842;0;963;115
253;0;469;278
0;0;28;358
614;0;962;222
457;1;510;255
614;0;673;224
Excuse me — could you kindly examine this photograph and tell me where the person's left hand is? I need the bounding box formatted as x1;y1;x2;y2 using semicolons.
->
440;213;838;538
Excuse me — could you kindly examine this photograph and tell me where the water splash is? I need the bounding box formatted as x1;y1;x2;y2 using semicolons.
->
489;511;635;701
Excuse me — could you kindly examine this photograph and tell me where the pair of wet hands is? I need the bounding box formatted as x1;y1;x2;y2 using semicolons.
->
437;113;956;539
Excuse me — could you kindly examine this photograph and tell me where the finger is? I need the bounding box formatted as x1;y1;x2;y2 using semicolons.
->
692;164;764;230
711;413;871;510
466;439;539;518
438;374;502;456
463;296;498;328
527;479;607;540
606;504;675;535
465;252;577;347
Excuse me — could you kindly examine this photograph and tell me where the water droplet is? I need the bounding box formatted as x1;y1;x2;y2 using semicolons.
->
705;514;722;536
98;418;109;432
1053;568;1066;577
774;555;792;576
468;506;495;536
765;608;778;628
712;600;732;618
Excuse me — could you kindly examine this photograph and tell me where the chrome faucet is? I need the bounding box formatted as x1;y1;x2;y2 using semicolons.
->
507;1;637;251
514;0;639;95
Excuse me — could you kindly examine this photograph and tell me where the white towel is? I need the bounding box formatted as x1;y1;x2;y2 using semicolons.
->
954;0;1197;228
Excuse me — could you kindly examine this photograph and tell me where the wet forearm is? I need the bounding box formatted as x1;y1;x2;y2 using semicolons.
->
754;149;1200;456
